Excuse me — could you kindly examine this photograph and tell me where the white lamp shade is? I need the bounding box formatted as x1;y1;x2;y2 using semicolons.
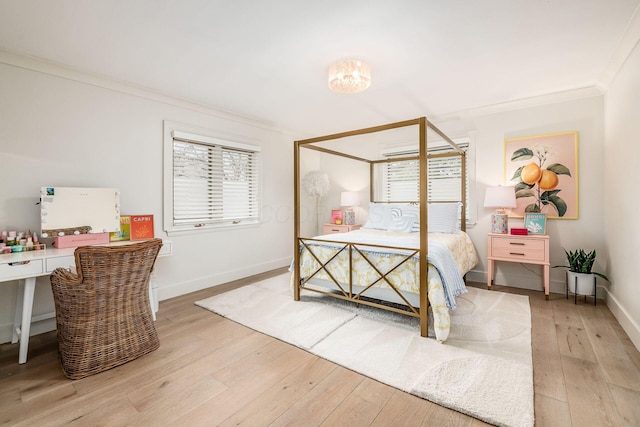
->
340;191;360;207
484;186;517;208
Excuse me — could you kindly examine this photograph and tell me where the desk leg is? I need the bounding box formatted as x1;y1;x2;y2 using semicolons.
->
149;281;156;322
543;264;550;300
18;277;36;364
12;280;25;344
487;259;494;290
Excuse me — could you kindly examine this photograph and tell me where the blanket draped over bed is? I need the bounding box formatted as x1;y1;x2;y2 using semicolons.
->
292;229;478;342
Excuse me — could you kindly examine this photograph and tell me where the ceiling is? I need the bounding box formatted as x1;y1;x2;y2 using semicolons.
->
1;0;639;136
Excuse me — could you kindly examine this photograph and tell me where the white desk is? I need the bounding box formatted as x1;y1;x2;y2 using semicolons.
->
0;240;172;364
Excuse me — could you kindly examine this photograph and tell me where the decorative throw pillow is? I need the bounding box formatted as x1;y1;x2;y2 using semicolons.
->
363;203;393;230
389;205;404;218
387;215;416;233
399;205;420;233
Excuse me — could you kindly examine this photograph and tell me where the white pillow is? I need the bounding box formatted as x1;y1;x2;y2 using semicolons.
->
400;205;420;233
363;203;393;230
387;215;415;233
427;202;461;233
387;204;420;232
366;202;461;233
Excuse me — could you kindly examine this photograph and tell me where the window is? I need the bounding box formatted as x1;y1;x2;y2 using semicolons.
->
375;136;476;225
383;157;420;201
163;122;261;234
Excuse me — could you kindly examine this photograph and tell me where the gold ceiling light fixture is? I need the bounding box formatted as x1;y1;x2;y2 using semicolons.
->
328;58;371;94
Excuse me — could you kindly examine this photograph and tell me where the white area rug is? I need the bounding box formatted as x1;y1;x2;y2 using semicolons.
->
196;274;534;427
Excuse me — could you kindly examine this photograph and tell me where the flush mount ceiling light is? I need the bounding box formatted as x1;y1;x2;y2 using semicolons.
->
328;58;371;94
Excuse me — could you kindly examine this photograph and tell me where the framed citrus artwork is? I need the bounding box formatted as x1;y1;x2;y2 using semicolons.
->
504;131;578;219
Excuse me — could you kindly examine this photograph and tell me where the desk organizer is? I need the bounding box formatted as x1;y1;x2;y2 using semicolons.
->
54;232;110;249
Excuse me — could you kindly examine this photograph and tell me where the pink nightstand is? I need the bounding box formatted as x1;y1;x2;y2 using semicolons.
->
487;233;550;299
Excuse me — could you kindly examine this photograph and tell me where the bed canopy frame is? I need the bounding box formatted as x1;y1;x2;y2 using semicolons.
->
293;117;466;337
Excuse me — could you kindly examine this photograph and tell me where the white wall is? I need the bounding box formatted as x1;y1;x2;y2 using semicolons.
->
0;55;294;343
604;40;640;349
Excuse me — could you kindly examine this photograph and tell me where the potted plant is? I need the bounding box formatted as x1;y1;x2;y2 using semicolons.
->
554;249;609;296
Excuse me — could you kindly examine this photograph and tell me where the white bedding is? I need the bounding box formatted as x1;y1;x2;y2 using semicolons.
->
292;228;478;342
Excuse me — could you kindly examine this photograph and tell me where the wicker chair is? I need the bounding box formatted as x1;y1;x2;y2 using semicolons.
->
50;238;163;379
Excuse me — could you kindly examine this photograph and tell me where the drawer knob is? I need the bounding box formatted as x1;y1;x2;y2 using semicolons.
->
509;242;525;246
509;252;526;256
9;261;31;266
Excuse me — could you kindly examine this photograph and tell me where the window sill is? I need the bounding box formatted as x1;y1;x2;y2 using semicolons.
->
165;221;261;236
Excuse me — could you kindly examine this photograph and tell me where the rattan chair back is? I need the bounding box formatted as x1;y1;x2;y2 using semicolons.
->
50;238;163;379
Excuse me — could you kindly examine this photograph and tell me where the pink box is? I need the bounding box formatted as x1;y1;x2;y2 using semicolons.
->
53;232;110;249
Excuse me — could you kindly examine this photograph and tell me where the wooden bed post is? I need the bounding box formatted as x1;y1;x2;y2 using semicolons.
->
293;140;301;301
460;151;467;232
419;117;429;337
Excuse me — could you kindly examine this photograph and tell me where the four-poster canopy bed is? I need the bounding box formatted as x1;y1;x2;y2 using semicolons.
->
292;117;478;341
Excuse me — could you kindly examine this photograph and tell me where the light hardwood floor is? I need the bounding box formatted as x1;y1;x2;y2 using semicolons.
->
1;268;639;426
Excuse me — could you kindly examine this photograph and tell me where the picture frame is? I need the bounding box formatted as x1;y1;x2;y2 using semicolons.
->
331;209;343;224
524;213;547;235
504;131;578;219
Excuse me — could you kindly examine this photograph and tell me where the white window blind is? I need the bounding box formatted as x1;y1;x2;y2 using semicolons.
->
426;147;466;204
384;158;420;201
169;130;260;230
378;141;470;218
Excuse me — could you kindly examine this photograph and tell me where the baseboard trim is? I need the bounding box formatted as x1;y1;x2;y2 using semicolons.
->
0;318;57;346
158;257;291;301
0;259;292;345
603;288;640;351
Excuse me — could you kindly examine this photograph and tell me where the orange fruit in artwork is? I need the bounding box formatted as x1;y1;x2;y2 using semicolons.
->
520;163;542;185
538;170;559;190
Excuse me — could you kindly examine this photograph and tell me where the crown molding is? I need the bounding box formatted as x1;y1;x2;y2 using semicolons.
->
598;3;640;91
433;85;604;122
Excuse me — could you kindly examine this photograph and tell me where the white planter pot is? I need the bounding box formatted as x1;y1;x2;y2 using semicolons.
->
567;271;596;296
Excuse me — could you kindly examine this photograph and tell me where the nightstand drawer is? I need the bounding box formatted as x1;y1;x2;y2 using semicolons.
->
490;237;545;251
322;224;361;235
491;246;546;261
323;225;349;234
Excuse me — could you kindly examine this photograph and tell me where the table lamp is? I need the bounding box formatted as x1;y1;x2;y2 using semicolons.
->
484;185;517;233
340;191;360;225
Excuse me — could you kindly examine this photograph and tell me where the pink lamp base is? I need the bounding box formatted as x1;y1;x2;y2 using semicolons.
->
344;210;355;225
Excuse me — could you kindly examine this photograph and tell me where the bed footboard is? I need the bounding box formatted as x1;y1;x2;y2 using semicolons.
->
295;237;429;334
